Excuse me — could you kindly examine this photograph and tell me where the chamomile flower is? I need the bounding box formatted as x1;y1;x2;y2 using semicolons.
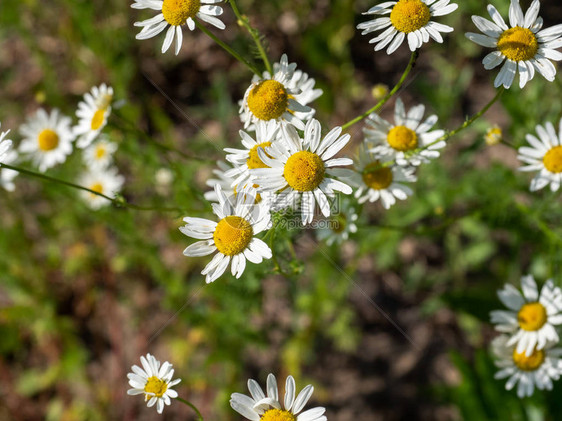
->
490;275;562;357
492;335;562;398
365;98;445;166
78;166;125;210
357;0;459;54
204;161;237;202
74;84;114;148
224;121;281;189
316;198;358;246
83;136;117;169
465;0;562;89
349;146;416;208
230;373;327;421
0;125;17;191
132;0;225;55
517;117;562;192
240;54;316;130
19;109;74;172
252;119;353;225
180;185;272;283
127;353;181;414
485;124;503;146
0;124;12;161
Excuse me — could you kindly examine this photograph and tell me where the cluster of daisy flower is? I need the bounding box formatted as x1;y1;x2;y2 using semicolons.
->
0;84;124;209
128;353;326;419
490;275;562;398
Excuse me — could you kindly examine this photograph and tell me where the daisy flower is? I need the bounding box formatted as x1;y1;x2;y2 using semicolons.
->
180;185;272;283
19;109;74;172
74;84;114;149
230;373;327;421
465;0;562;89
252;119;353;225
83;136;117;170
316;198;358;246
485;124;503;146
240;54;317;130
492;335;562;398
349;146;416;208
357;0;459;54
490;274;562;357
0;123;12;162
132;0;225;55
78;166;125;210
365;98;445;166
204;161;237;202
517;117;562;192
0;125;18;191
127;353;181;414
224;120;281;190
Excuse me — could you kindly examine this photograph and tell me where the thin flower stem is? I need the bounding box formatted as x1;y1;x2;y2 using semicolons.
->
195;20;261;76
0;163;184;213
341;51;419;131
422;86;505;150
176;397;204;420
228;0;272;75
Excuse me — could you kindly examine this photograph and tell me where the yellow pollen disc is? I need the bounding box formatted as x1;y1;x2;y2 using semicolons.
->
89;183;104;198
247;142;272;169
260;409;297;421
362;162;393;190
213;216;253;256
390;0;431;33
512;348;545;371
517;302;547;331
331;214;347;233
247;80;289;121
162;0;200;26
144;376;168;399
37;129;60;151
387;125;418;151
91;109;106;131
283;151;325;192
497;26;538;62
543;146;562;173
95;146;107;159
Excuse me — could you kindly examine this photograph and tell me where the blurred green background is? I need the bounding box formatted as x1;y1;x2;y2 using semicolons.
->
1;0;562;419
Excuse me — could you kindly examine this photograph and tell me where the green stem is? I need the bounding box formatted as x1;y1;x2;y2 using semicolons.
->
195;20;261;76
229;0;272;75
176;397;204;420
341;51;419;131
422;87;505;150
1;163;184;213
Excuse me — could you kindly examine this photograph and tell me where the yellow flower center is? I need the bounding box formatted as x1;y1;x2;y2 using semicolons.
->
162;0;200;26
362;162;393;190
485;126;502;146
247;80;289;121
387;125;418;151
37;129;60;151
543;146;562;173
390;0;431;33
95;146;107;160
144;376;168;399
517;302;547;331
497;26;538;62
260;409;297;421
213;216;253;256
512;348;545;371
283;151;325;192
331;214;347;234
91;109;106;131
247;142;272;169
